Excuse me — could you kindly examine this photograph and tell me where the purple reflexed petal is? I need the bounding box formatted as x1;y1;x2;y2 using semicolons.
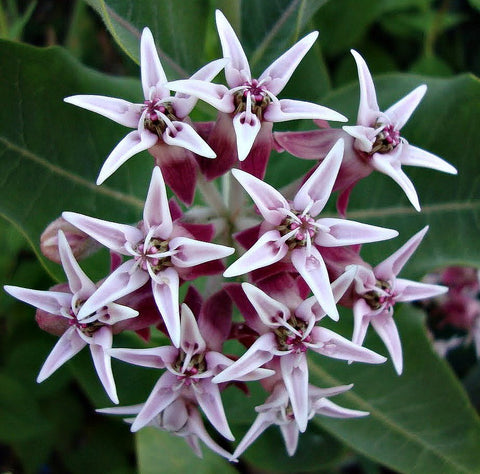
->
215;9;251;87
163;121;216;158
4;285;71;316
370;312;403;374
212;332;277;383
37;327;86;382
98;302;138;325
57;230;96;298
313;398;368;418
352;298;374;347
384;85;427;130
233;111;262;161
180;304;206;357
198;290;231;353
264;98;347;123
281;354;309;432
400;145;457;175
371;153;421;211
293;139;344;216
97;130;158;185
239;121;273;179
63;95;141;128
280;423;300;456
62;212;143;254
173;58;228;118
187;408;233;460
291;247;338;321
395;279;447;303
89;326;118;403
374;226;428;280
336;181;358;217
151;267;180;347
350;50;380;126
259;32;318;95
166;79;234;113
109;345;178;369
170;237;234;267
143;166;173;237
140;27;168;99
242;283;290;328
77;261;149;319
314;218;398;247
231;169;289;224
131;372;179;431
223;230;287;277
193;379;234;440
309;326;386;364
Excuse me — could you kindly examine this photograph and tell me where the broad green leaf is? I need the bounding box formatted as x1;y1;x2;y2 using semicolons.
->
136;427;237;474
308;307;480;474
0;40;150;281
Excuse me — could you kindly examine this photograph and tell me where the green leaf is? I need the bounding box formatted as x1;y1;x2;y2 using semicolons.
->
0;39;150;281
136;427;237;474
308;307;480;474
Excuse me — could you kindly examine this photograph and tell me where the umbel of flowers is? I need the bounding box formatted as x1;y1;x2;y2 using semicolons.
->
4;10;455;461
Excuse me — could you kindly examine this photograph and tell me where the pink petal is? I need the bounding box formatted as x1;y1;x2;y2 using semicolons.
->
212;333;277;383
384;85;427;130
374;226;428;280
231;169;289;224
370;312;403;374
89;326;118;403
62;212;143;254
281;354;309;432
350;50;380;126
223;230;288;277
314;218;398;247
163;121;216;158
108;346;178;369
264;99;347;123
37;327;86;382
170;237;234;267
4;285;71;316
97;130;158;185
63;95;141;128
215;9;251;87
395;278;447;302
193;379;234;440
293;138;344;216
400;145;457;174
77;260;149;319
143;166;173;237
290;247;339;321
233;110;262;161
259;32;318;95
140;27;168;99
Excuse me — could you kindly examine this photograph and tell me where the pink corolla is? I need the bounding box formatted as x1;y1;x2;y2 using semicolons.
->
351;226;447;374
214;271;385;432
65;27;225;204
63;167;234;347
275;51;457;215
231;381;368;459
166;10;347;180
224;139;398;320
4;231;138;403
107;300;272;439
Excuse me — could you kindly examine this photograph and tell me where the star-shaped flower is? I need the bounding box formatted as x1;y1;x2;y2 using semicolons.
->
223;139;398;320
4;231;138;403
166;10;346;179
351;226;447;374
63;167;234;347
65;27;225;203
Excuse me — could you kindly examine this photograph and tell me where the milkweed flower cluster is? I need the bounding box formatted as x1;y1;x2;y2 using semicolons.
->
4;10;454;461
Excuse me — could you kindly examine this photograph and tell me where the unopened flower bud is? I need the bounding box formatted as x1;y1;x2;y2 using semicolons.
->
40;217;101;263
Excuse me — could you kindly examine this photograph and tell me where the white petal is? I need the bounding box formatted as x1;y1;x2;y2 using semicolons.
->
370;312;403;374
384;85;427;130
400;145;457;174
170;237;234;267
263;99;347;123
140;27;168;99
163;121;216;158
4;285;71;315
233;110;262;161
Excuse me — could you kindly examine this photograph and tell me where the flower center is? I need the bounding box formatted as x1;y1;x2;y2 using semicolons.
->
173;352;206;386
370;122;401;154
277;211;317;249
135;238;172;274
233;79;271;118
143;100;179;137
275;318;311;353
68;303;106;336
363;280;394;310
